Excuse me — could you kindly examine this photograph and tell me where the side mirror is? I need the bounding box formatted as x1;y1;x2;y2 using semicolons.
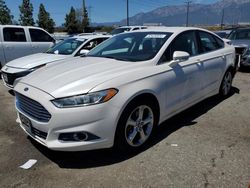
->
169;51;190;67
79;49;90;55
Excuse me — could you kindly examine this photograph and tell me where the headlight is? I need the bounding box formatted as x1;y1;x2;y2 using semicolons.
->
51;88;118;108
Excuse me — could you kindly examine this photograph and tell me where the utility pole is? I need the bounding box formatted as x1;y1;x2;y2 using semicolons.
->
220;8;225;29
127;0;129;26
220;0;225;29
185;1;192;27
88;6;93;24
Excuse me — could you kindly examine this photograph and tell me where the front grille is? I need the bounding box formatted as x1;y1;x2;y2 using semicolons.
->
31;126;48;140
2;71;31;86
16;93;51;122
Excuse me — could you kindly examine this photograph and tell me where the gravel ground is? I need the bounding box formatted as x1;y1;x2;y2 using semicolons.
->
0;71;249;188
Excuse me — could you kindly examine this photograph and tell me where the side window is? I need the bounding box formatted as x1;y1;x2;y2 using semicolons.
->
198;31;222;53
160;31;198;63
29;29;54;42
82;38;108;50
3;28;26;42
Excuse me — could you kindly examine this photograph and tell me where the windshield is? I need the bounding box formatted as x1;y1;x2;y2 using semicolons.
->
46;38;86;55
228;29;250;40
110;28;130;35
87;32;172;62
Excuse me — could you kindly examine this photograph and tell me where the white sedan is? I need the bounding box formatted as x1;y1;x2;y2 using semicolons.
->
1;35;110;88
14;27;235;152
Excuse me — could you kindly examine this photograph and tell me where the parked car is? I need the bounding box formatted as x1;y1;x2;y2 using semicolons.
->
110;26;147;35
214;30;232;39
1;34;110;88
14;27;235;152
228;27;250;68
0;25;55;69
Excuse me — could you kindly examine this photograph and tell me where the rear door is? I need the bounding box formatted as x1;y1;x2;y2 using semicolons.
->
197;31;226;94
2;27;32;63
28;28;54;53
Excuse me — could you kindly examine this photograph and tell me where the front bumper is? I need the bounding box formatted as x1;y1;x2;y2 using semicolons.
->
15;83;120;151
1;67;31;88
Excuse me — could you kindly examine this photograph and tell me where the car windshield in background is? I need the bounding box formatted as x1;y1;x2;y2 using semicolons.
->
110;28;131;35
46;38;86;55
228;29;250;40
88;32;172;62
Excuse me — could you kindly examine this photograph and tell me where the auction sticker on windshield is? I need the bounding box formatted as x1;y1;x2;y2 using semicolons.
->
145;34;166;38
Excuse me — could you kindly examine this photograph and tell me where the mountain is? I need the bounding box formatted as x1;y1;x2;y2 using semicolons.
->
94;0;250;26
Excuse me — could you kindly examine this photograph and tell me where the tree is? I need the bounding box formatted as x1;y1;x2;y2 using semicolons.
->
0;0;13;24
75;7;90;32
82;6;90;32
19;0;34;26
65;7;80;34
37;4;55;33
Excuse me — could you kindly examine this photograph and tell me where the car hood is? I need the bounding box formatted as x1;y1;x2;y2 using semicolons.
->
231;40;250;48
19;57;149;98
6;53;69;69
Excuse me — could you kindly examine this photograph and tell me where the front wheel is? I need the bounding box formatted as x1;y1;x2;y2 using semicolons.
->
115;100;157;152
219;70;233;97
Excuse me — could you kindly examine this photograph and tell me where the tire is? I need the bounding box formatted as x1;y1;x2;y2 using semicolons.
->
219;70;233;97
114;99;158;152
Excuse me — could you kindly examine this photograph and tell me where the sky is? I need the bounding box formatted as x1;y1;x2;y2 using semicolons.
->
5;0;218;26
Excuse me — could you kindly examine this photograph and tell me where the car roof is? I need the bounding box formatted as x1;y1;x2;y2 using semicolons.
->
118;26;146;29
0;25;46;30
70;34;112;40
131;26;210;34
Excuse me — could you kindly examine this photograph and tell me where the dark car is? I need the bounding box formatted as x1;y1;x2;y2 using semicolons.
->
228;28;250;69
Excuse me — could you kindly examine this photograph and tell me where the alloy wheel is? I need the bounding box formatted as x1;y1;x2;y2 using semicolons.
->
125;105;154;147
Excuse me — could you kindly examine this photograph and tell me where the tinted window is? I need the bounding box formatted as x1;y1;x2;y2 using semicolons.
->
198;31;222;53
88;32;172;62
3;28;26;42
82;38;108;50
228;29;250;40
29;29;53;42
132;28;140;31
160;31;198;63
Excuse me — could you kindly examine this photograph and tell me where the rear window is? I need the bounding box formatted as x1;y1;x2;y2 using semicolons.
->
3;28;26;42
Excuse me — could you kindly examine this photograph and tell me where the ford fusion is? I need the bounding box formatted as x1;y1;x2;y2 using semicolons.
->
1;35;110;89
14;27;235;152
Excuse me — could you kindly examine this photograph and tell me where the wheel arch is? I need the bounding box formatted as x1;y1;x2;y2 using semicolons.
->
114;90;161;134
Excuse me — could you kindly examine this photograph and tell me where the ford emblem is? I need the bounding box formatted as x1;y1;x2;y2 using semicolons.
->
24;87;29;92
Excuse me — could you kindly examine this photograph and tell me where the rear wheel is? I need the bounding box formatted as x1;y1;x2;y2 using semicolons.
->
115;99;158;152
219;70;233;97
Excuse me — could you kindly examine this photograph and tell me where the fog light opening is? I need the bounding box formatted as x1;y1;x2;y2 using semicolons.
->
59;132;100;142
73;132;88;141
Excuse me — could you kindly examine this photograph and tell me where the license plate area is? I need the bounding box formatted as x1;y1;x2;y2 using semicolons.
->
20;113;32;129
